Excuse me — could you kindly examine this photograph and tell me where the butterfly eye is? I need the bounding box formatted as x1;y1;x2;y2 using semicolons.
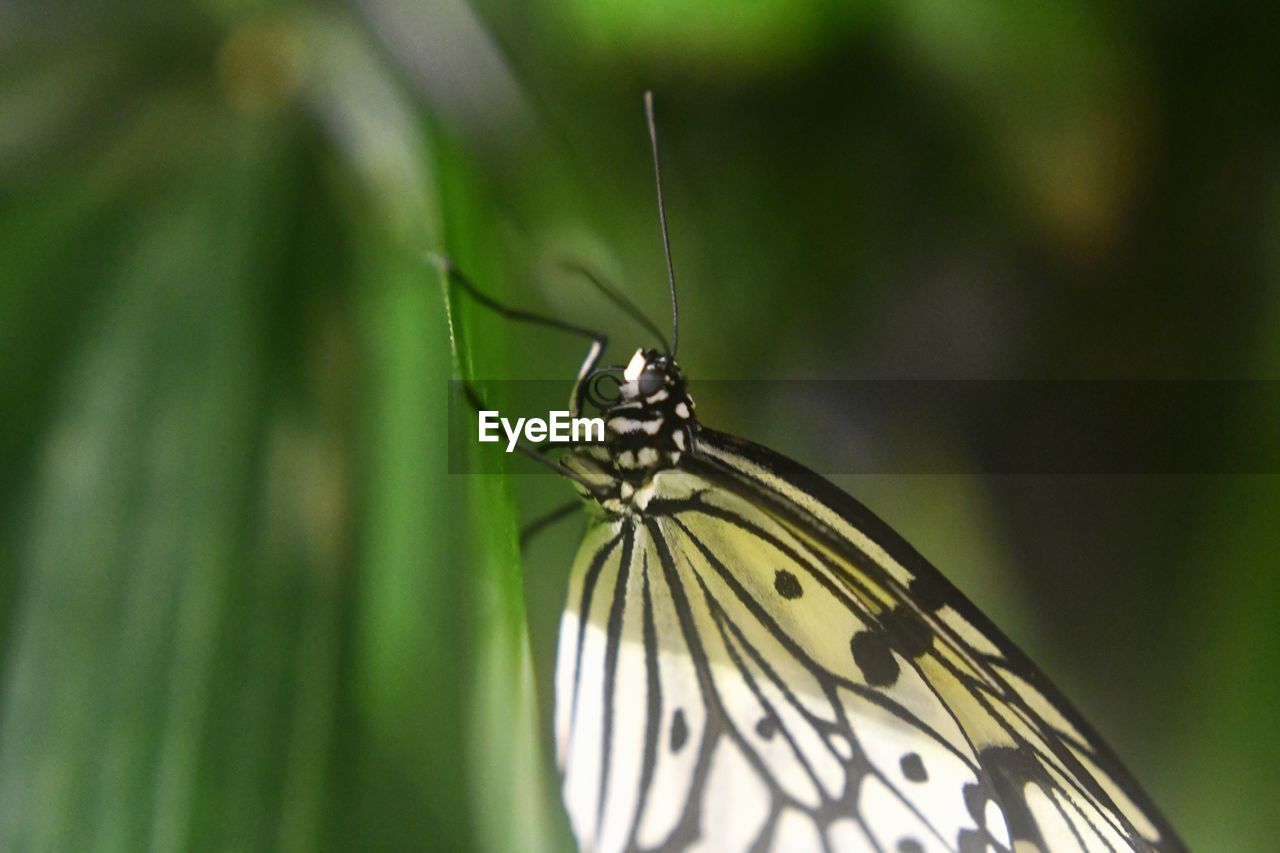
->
638;370;665;396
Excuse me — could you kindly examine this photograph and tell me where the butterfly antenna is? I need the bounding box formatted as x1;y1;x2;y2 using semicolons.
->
644;91;679;356
561;261;670;353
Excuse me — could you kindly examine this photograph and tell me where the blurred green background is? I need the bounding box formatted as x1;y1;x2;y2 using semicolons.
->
2;0;1278;850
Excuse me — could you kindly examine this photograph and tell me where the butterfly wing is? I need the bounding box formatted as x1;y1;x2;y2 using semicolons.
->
555;428;1182;853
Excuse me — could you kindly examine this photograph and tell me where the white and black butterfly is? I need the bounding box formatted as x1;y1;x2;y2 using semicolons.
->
447;94;1183;853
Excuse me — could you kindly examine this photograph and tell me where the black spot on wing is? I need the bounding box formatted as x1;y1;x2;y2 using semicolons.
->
907;575;948;612
670;708;688;753
755;716;777;740
847;605;931;689
851;629;900;686
773;568;803;599
900;752;928;783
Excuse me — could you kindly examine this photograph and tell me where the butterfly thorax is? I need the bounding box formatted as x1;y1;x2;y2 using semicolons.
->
565;348;697;515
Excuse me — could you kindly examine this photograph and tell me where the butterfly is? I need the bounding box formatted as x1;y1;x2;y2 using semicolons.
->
447;93;1183;853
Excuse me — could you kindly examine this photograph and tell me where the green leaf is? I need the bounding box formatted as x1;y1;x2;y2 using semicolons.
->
0;123;290;851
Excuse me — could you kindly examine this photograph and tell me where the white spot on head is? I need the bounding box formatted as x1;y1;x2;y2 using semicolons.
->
607;417;628;434
609;417;657;435
675;402;690;419
624;349;646;382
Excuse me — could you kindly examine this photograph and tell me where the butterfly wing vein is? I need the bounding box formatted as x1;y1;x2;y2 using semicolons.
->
555;442;1175;853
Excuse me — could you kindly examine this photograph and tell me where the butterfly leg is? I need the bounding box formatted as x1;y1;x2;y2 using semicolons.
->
438;257;611;494
518;500;581;547
558;260;670;354
455;380;606;496
433;255;608;418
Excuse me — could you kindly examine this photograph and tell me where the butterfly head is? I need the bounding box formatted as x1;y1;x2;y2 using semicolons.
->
617;348;685;403
571;348;696;509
